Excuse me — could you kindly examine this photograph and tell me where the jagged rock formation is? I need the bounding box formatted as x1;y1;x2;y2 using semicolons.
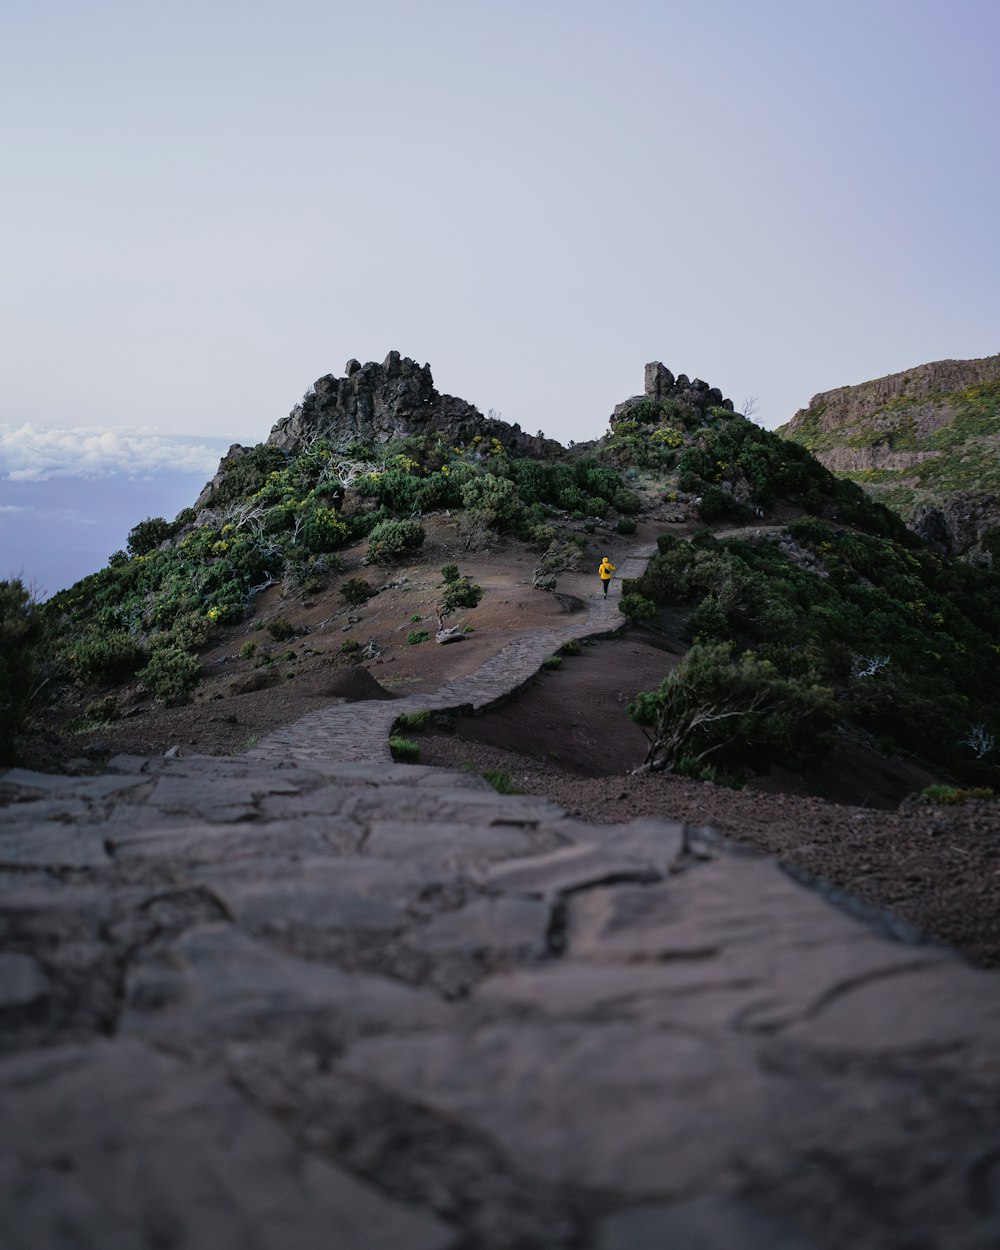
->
610;361;734;425
272;351;561;459
779;353;1000;556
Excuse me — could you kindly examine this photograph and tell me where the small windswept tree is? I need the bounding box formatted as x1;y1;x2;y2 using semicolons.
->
628;641;835;781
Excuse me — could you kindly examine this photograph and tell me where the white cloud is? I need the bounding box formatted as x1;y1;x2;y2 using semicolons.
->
0;423;228;481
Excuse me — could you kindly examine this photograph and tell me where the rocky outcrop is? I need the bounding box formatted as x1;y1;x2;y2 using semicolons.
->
269;351;561;459
611;361;734;426
784;354;1000;438
911;491;1000;562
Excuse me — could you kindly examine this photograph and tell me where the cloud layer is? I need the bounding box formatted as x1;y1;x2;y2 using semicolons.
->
0;423;230;481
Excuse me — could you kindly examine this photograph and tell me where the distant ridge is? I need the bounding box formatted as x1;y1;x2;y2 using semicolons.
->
779;353;1000;557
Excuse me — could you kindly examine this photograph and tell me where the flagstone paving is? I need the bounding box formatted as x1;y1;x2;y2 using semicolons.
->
2;542;1000;1249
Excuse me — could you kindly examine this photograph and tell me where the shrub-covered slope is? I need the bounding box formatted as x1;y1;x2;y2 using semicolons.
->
4;354;998;798
625;522;1000;787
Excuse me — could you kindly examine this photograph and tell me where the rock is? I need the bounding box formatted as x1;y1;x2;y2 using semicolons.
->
0;954;49;1008
436;627;465;644
611;362;734;430
263;353;562;460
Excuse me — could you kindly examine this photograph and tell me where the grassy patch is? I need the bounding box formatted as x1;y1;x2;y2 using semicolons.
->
389;735;420;762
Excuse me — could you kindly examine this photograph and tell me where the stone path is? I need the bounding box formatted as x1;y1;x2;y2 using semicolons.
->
246;545;657;765
2;540;1000;1249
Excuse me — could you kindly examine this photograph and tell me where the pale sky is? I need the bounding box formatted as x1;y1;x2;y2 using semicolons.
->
3;0;999;593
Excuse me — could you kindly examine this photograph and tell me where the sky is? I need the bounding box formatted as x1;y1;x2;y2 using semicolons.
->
3;0;999;595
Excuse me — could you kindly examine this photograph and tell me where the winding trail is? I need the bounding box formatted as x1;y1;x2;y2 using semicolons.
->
247;542;659;766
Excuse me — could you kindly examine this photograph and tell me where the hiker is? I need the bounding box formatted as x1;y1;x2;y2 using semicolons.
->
598;555;616;597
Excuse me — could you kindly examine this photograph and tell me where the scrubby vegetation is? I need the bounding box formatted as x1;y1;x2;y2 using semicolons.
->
626;522;1000;784
1;580;46;761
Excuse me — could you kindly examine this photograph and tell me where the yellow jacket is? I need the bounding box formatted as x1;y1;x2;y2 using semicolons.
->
599;558;616;581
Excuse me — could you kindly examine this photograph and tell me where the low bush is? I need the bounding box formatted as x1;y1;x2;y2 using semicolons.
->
340;577;375;606
368;519;425;565
619;593;657;623
339;639;361;656
395;710;430;732
264;618;297;641
407;630;430;645
0;579;46;761
64;629;146;685
139;647;201;706
617;517;638;535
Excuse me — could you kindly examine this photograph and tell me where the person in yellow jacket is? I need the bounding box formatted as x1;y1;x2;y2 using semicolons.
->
598;556;616;597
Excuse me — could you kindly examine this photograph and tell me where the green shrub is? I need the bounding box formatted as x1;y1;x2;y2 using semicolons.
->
389;735;420;761
368;519;426;565
65;629;146;685
84;694;119;723
696;487;752;524
139;647;201;706
619;593;657;623
127;516;176;558
339;639;361;656
395;710;430;732
0;580;45;761
559;639;582;656
406;630;430;645
617;517;638;535
239;641;257;658
439;575;483;615
440;563;461;584
264;618;297;641
541;654;562;669
340;577;375;605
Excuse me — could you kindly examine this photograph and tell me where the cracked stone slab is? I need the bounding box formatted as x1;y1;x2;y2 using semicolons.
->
405;895;551;958
338;1021;806;1196
362;820;544;870
338;1018;1000;1243
123;922;451;1048
0;768;150;800
593;1195;813;1250
0;1039;458;1250
144;774;303;816
0;952;49;1008
473;862;1000;1046
106;817;360;864
477;841;666;896
0;825;113;868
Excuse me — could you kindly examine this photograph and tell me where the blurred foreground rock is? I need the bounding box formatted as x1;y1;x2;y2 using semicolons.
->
2;749;1000;1250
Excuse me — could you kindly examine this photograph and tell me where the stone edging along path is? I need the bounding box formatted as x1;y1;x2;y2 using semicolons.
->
246;543;659;766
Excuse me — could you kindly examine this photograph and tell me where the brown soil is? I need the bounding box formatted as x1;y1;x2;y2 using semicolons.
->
18;512;1000;969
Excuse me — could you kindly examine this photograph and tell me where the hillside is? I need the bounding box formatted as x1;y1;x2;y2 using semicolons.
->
779;353;1000;558
3;355;1000;972
3;352;997;801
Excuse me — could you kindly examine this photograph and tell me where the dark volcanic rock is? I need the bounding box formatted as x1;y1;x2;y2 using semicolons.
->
268;351;562;459
611;360;734;426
